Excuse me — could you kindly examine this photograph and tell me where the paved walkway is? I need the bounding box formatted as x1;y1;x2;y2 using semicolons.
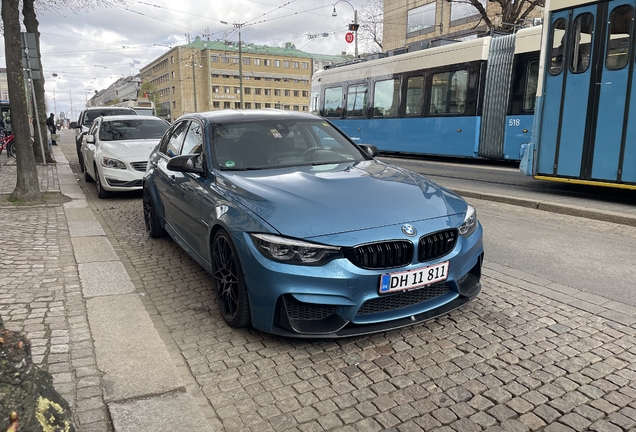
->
1;133;636;432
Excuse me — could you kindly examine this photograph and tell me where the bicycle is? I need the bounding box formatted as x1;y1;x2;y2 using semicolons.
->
0;130;16;158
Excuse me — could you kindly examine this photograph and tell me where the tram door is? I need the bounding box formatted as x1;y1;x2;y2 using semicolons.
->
538;0;636;183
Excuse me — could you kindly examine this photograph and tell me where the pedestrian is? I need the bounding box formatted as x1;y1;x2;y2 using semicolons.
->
47;113;57;146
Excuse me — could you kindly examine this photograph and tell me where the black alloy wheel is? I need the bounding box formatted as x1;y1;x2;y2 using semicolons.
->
143;185;165;238
212;230;251;328
94;165;111;199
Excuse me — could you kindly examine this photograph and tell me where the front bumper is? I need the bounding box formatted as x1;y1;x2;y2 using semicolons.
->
100;162;147;191
235;222;484;338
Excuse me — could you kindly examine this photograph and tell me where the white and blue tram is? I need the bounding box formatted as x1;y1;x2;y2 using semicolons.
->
521;0;636;189
310;26;541;161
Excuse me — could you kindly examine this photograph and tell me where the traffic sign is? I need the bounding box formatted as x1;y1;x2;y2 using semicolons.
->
345;32;354;44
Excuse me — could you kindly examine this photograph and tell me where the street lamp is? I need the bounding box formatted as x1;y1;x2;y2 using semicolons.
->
332;0;358;58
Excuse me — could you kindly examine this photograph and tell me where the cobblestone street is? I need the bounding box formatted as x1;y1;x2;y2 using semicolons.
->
56;137;636;432
2;135;636;431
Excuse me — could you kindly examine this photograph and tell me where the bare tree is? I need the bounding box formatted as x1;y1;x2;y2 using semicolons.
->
2;0;43;202
450;0;544;31
358;0;383;53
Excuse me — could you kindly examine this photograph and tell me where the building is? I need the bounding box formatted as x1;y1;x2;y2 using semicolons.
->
383;0;542;52
140;38;346;120
0;68;9;101
88;75;141;107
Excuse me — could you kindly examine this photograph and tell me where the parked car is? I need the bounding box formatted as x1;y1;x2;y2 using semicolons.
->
72;106;137;171
81;115;170;198
143;110;483;337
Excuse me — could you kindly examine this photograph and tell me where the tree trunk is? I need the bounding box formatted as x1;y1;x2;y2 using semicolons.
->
2;0;43;203
23;0;55;164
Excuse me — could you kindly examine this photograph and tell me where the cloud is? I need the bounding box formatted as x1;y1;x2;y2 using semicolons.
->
1;0;363;120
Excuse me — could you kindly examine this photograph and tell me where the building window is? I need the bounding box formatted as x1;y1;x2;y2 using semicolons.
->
213;86;219;93
284;90;290;96
294;90;299;97
254;58;261;65
283;61;290;68
234;87;240;94
451;0;486;22
235;102;241;108
302;62;309;69
224;102;231;108
293;105;299;111
407;3;436;36
265;103;271;108
284;105;290;110
254;77;261;80
211;56;218;62
245;102;251;109
302;106;308;111
171;56;174;64
265;89;271;96
274;78;282;82
265;59;271;66
302;90;309;97
255;88;261;95
224;86;230;93
274;60;280;67
221;56;229;63
275;89;281;96
173;101;176;108
293;61;299;68
245;88;251;95
213;101;220;108
243;57;250;65
255;103;262;109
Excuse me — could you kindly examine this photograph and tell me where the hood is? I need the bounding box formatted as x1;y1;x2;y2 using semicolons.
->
100;140;159;160
218;160;468;238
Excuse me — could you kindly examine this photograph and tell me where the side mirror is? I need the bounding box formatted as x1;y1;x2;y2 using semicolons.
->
166;154;205;175
86;135;95;144
70;122;78;129
358;144;379;158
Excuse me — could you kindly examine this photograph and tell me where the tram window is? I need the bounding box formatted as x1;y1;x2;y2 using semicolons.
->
429;70;468;114
549;18;567;75
524;60;539;111
606;5;633;70
570;13;594;74
406;76;424;116
324;87;343;118
373;79;400;117
346;84;368;117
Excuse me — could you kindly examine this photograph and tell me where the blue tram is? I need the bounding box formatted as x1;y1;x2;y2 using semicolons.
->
521;0;636;189
310;26;541;161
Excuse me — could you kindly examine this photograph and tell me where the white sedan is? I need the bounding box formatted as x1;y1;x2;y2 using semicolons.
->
81;115;170;198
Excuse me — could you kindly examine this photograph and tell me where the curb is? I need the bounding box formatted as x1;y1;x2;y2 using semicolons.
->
453;189;636;227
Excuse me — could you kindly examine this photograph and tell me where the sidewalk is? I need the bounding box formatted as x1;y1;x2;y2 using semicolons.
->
0;147;213;431
1;142;636;431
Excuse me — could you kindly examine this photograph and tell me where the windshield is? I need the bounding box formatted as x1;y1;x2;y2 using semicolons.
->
99;119;169;141
133;108;154;116
83;109;136;125
212;119;365;170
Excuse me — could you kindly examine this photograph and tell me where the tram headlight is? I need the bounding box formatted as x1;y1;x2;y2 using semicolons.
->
459;205;477;237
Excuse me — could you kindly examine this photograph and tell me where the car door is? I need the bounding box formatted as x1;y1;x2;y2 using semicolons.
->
153;120;189;235
168;121;208;260
82;119;100;179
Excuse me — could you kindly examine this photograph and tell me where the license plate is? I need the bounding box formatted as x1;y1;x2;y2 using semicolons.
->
379;261;449;294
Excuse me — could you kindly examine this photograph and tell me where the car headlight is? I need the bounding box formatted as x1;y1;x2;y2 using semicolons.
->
251;233;342;266
101;157;126;169
459;205;478;237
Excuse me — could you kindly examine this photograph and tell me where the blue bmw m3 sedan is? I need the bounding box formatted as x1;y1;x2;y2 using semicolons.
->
143;110;484;337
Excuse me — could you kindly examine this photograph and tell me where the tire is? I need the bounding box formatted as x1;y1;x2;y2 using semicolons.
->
94;165;111;199
8;142;15;159
142;185;166;238
212;229;251;328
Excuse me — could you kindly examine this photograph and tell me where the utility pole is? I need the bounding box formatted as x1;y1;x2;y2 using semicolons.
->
192;54;198;112
235;22;244;109
70;89;73;120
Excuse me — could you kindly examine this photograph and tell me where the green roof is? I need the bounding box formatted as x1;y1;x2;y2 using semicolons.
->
183;37;347;62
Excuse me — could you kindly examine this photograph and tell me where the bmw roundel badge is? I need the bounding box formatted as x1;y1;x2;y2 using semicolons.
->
402;224;417;237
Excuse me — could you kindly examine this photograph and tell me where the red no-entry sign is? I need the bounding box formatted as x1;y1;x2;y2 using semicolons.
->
345;32;354;44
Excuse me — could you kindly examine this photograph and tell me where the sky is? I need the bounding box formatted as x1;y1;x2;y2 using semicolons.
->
2;0;370;121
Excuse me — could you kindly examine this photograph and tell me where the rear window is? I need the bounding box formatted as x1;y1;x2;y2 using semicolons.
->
83;109;136;125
